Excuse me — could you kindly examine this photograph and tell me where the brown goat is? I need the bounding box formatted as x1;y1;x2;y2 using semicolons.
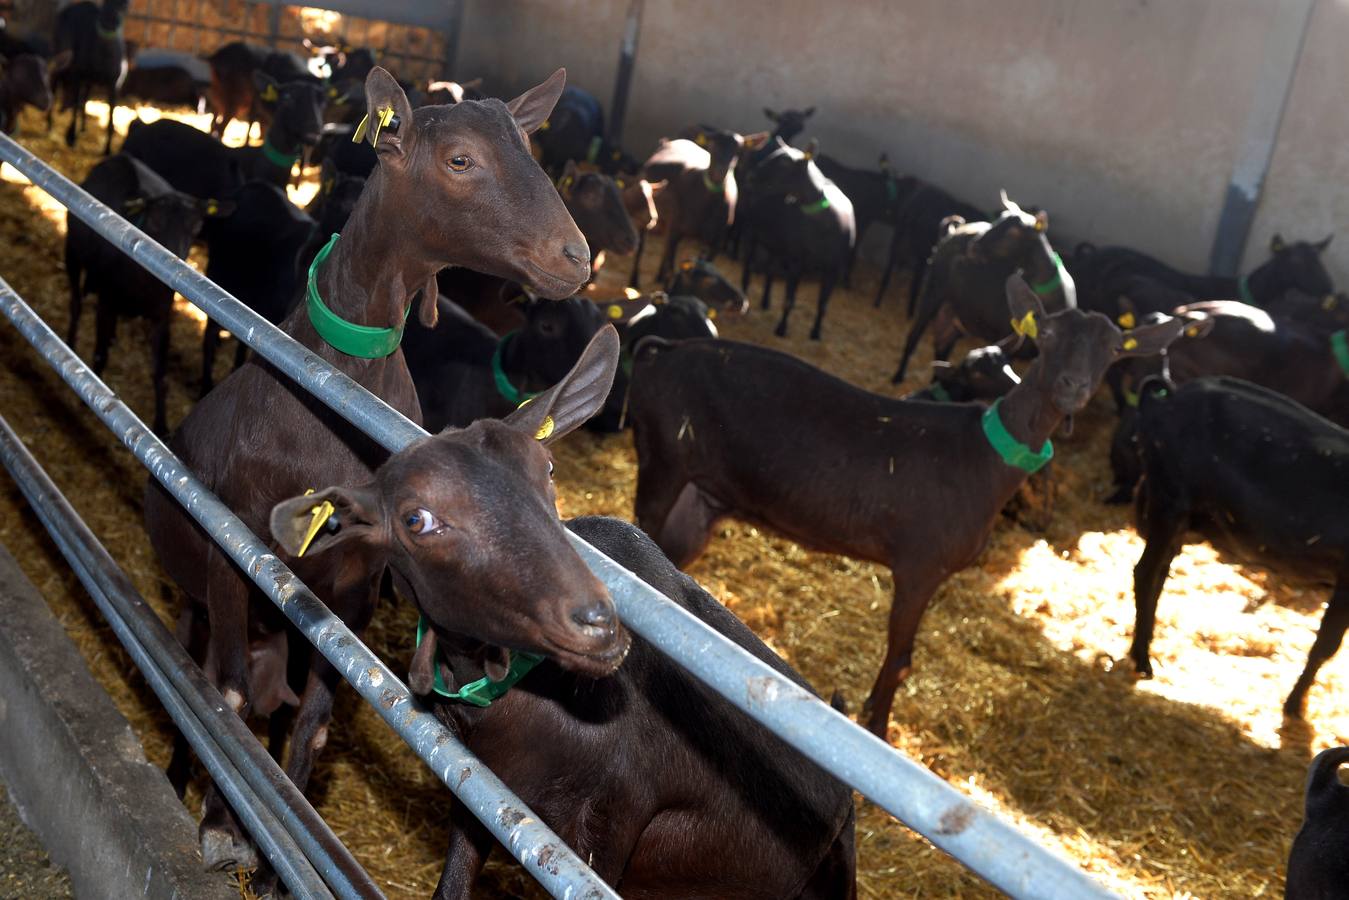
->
144;66;588;871
270;329;856;899
629;276;1186;735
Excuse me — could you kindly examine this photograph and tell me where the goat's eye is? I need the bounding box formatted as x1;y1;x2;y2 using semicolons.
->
447;156;473;172
547;459;555;478
404;508;443;535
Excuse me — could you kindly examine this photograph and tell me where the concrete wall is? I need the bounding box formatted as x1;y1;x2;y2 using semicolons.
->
456;0;1347;284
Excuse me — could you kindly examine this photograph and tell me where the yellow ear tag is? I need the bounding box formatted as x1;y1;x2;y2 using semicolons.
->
607;304;623;319
1324;295;1338;311
1034;219;1047;232
539;120;550;131
695;133;708;147
1123;337;1139;351
1185;326;1199;338
261;84;278;102
296;489;336;558
535;416;555;441
353;105;395;144
707;308;717;319
1010;310;1038;339
328;86;338;99
205;200;218;216
1117;311;1136;329
680;260;694;272
623;286;642;300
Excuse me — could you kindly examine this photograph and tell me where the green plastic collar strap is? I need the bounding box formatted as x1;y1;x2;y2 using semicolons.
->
702;171;724;193
1123;386;1141;408
927;382;952;402
885;175;899;203
491;332;540;406
96;20;123;39
799;196;831;215
261;137;299;169
1237;274;1255;306
981;398;1054;473
585;135;603;165
306;233;410;358
415;617;543;706
1332;329;1349;378
1030;252;1066;296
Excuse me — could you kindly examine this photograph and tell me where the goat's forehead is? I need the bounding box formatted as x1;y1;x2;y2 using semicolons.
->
415;100;517;142
383;431;529;492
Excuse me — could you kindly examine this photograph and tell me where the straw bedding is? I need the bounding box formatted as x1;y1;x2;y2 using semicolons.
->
0;101;1343;898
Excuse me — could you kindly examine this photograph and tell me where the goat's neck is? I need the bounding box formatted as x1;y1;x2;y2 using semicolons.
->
264;114;304;157
991;362;1063;463
1243;259;1280;303
316;175;438;330
1022;235;1058;281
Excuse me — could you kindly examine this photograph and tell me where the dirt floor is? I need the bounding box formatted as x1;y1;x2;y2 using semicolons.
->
0;100;1345;899
0;782;73;900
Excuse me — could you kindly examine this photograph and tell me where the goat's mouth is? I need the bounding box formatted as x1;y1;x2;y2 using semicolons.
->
1054;391;1093;416
544;626;632;678
519;259;588;300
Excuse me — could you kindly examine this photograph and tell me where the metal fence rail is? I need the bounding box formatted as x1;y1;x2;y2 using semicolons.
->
0;277;618;900
0;416;341;900
0;130;1119;898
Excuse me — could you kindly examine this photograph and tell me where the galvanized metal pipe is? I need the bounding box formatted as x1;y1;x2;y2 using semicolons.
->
0;135;1117;897
0;279;619;900
0;417;334;900
0;417;382;900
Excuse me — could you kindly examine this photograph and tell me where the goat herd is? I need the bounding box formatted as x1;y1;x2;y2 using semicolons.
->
0;1;1346;896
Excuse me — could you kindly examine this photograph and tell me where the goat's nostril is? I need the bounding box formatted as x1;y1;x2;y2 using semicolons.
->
571;603;613;631
562;242;590;267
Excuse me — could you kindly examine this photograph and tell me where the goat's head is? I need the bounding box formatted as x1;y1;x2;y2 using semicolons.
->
271;328;629;688
357;66;590;300
254;71;327;146
1265;233;1335;298
969;190;1050;265
762;106;815;143
558;161;638;256
667;258;748;314
1006;275;1188;415
686;125;770;183
932;344;1020;402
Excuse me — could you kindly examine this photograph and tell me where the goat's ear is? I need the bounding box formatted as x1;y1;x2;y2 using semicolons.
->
741;131;770;152
363;66;416;165
49;49;73;74
803;106;816;118
503;326;620;445
461;77;483;91
195;196;236;218
1178;312;1216;340
1005;275;1047;343
1033;209;1049;233
1117;316;1189;359
253;70;280;105
1270;233;1287;254
1316;233;1334;253
270;483;383;559
507;67;565;135
763;107;778;122
1115;294;1137;329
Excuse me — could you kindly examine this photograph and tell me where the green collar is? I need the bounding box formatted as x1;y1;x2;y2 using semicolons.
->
1122;386;1141;408
261;136;299;169
884;174;899;203
1332;330;1349;378
702;171;724;193
798;195;831;215
1030;251;1066;296
585;135;603;165
491;332;540;406
926;382;952;402
95;19;123;40
981;398;1054;473
1237;274;1255;306
306;234;409;358
415;617;543;706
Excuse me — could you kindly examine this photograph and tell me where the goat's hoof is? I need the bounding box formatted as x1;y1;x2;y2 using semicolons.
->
200;826;258;871
773;324;788;338
809;329;822;341
1129;658;1153;680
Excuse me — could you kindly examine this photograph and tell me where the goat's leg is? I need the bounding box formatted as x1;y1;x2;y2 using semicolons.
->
64;82;82;147
873;225;902;308
930;305;961;364
1284;577;1349;718
629;228;645;288
201;319;220;397
761;271;775;312
741;232;756;295
1126;490;1186;678
809;270;838;341
864;572;945;736
906;254;930;320
892;277;943;383
198;550;255;871
655;482;723;569
166;604;207;798
774;275;799;338
91;301;116;374
150;315;170;436
656;231;681;285
432;802;495;900
103;81;118;156
65;264;83;348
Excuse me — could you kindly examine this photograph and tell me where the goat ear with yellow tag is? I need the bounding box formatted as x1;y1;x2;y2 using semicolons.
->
269;483;381;559
1005;274;1047;344
253;70;280;104
503;327;620;446
361;67;416;166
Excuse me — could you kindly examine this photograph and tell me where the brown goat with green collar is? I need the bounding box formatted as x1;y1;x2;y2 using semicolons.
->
629;275;1185;735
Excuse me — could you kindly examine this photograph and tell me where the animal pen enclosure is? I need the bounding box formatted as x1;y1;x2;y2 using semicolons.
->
0;1;1343;898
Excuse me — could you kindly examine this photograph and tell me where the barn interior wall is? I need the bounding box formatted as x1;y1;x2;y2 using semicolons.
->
457;0;1348;283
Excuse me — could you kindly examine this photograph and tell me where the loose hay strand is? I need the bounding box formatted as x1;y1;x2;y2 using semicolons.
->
0;99;1343;899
